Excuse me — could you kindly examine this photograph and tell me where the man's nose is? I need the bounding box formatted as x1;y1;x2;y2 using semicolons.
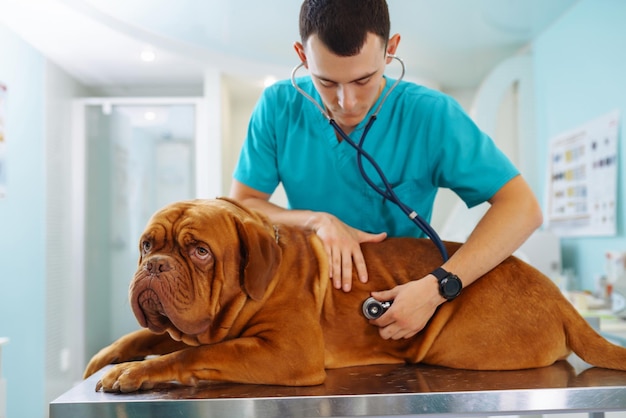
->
337;84;357;111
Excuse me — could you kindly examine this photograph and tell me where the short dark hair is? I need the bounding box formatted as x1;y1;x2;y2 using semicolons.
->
299;0;390;56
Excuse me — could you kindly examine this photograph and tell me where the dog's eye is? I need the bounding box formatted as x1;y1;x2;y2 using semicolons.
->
195;246;210;259
142;241;152;253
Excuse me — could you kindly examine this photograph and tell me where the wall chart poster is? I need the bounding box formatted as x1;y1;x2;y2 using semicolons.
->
0;83;6;199
546;109;620;237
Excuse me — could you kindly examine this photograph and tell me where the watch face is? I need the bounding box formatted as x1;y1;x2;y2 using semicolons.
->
441;276;462;299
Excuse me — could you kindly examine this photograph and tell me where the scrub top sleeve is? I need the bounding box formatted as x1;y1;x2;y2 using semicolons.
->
428;97;519;208
232;88;281;195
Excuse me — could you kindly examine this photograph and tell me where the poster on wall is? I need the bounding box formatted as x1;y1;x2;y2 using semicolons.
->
545;109;620;237
0;83;6;199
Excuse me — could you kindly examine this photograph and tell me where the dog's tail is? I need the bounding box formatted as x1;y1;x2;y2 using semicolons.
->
561;301;626;371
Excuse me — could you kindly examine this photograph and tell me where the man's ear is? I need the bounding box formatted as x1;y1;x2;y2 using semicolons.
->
235;217;281;301
293;41;308;68
386;33;401;64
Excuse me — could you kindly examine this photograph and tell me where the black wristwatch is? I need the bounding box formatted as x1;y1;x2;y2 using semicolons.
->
431;267;463;301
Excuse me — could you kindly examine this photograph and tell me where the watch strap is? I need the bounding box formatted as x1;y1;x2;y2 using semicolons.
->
430;267;449;282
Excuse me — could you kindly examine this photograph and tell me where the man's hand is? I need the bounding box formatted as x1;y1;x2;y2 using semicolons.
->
369;276;444;339
309;213;387;292
229;180;388;292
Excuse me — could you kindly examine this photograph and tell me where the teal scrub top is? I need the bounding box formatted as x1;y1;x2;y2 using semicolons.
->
233;76;519;238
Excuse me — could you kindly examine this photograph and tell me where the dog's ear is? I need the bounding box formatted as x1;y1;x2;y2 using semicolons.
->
234;218;281;301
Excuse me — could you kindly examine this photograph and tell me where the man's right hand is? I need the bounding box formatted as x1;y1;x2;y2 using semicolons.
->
307;212;387;292
229;179;386;293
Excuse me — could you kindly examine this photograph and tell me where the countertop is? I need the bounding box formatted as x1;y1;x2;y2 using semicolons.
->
51;353;626;418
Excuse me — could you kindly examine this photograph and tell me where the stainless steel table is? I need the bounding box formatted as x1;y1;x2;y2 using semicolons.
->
50;355;626;418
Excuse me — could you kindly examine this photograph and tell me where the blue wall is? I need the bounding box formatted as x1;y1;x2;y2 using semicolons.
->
533;0;626;290
0;23;47;418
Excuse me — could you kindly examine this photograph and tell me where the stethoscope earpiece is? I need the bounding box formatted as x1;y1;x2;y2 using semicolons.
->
290;55;405;121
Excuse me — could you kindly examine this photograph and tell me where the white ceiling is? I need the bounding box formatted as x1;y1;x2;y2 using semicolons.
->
0;0;578;91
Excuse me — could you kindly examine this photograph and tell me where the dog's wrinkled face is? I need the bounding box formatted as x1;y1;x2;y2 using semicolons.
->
129;198;281;345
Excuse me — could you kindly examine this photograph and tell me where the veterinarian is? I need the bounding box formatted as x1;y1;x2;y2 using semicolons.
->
230;0;543;341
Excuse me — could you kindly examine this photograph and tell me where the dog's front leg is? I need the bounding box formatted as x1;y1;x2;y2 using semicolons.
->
84;329;187;379
96;325;326;392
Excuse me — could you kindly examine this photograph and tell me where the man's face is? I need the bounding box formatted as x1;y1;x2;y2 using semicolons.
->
301;33;388;133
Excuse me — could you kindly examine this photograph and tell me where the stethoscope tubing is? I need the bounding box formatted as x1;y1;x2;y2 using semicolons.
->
290;55;449;262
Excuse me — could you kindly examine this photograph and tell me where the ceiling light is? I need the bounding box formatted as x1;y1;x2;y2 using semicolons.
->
144;111;156;121
140;49;156;62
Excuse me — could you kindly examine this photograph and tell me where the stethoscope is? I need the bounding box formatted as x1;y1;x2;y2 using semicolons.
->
290;55;449;262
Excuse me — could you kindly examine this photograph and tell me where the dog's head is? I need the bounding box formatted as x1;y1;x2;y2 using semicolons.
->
129;198;281;345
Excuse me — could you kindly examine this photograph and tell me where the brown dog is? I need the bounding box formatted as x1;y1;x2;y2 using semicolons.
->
84;198;626;392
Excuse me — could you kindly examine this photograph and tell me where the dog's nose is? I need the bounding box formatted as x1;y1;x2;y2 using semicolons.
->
145;257;172;274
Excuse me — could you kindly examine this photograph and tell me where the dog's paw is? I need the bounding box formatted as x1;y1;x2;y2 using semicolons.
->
84;348;121;379
95;362;156;393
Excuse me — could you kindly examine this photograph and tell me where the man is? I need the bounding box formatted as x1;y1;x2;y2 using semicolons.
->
230;0;543;341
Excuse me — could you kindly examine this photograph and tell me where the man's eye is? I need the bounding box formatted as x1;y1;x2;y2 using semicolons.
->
355;78;371;86
319;80;336;88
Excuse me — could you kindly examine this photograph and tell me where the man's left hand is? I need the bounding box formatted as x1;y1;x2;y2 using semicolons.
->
369;276;444;340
